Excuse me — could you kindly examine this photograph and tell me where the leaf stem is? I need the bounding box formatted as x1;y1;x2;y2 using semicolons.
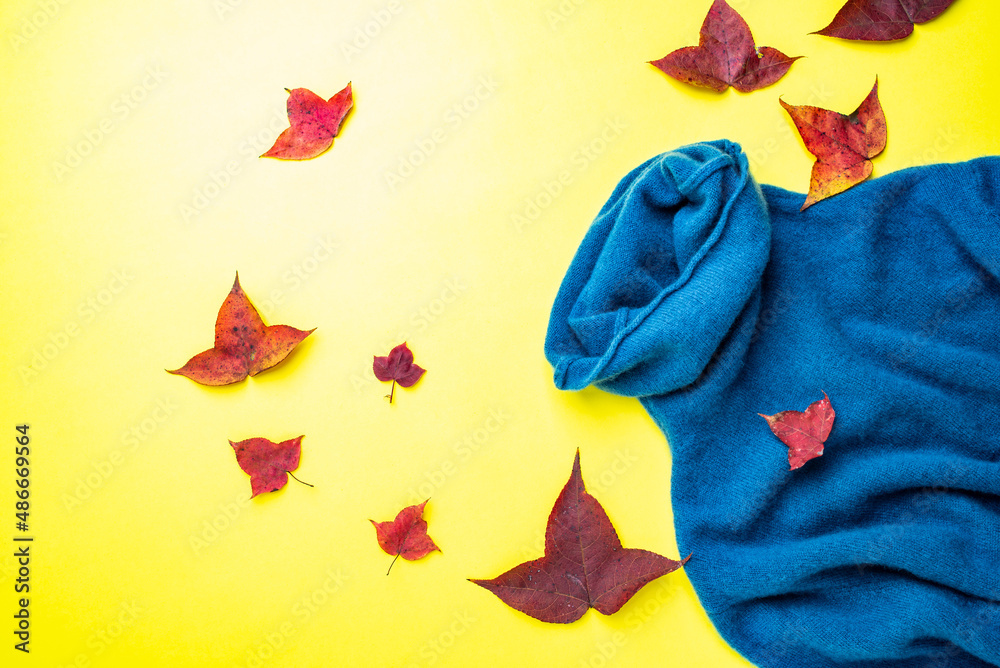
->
388;379;396;404
386;553;400;576
287;471;314;488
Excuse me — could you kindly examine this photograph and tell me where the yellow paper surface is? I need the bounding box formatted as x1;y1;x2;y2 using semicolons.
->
1;1;997;666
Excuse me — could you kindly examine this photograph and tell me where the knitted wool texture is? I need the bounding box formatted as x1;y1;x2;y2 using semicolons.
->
545;140;1000;667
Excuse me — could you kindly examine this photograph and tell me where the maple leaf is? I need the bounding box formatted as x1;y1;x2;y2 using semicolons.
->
230;435;313;498
261;83;353;160
370;500;440;575
470;450;689;623
649;0;800;93
758;392;835;470
780;78;887;210
814;0;956;41
373;342;425;404
168;273;314;386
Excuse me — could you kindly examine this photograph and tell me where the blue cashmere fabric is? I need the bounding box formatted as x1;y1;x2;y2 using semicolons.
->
545;140;1000;667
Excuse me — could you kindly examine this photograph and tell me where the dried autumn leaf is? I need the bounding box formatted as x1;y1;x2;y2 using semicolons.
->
230;435;312;498
168;273;314;385
261;83;353;160
814;0;956;41
370;500;440;575
758;392;835;470
649;0;800;93
373;342;425;404
780;78;887;210
470;450;689;623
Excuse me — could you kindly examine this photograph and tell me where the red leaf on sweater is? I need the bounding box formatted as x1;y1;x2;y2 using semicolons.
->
373;342;425;403
470;450;689;623
168;273;314;386
649;0;799;92
261;83;353;160
230;435;312;498
780;78;887;210
371;500;440;575
759;392;835;470
814;0;956;41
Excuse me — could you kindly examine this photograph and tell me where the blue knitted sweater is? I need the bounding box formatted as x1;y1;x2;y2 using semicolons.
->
545;140;1000;667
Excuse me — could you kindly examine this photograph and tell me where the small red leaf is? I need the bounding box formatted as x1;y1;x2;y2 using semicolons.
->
814;0;956;41
650;0;799;93
168;273;314;385
230;435;305;498
780;78;887;210
470;450;689;623
370;500;440;574
373;342;425;403
261;83;353;160
759;392;835;470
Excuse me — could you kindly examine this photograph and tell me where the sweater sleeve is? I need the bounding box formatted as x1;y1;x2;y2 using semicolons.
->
545;139;770;398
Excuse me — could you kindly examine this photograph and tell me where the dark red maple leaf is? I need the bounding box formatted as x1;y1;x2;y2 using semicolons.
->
168;273;314;385
649;0;800;93
470;450;689;623
373;342;425;404
230;435;313;498
758;392;835;470
370;500;440;575
814;0;956;41
261;83;353;160
780;78;887;210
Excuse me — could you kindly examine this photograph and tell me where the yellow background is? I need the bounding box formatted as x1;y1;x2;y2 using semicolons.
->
2;1;997;666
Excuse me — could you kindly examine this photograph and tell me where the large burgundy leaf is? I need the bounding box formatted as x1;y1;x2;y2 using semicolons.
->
261;83;353;160
780;78;887;210
650;0;799;93
758;393;836;470
470;450;689;623
814;0;957;41
168;273;314;385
